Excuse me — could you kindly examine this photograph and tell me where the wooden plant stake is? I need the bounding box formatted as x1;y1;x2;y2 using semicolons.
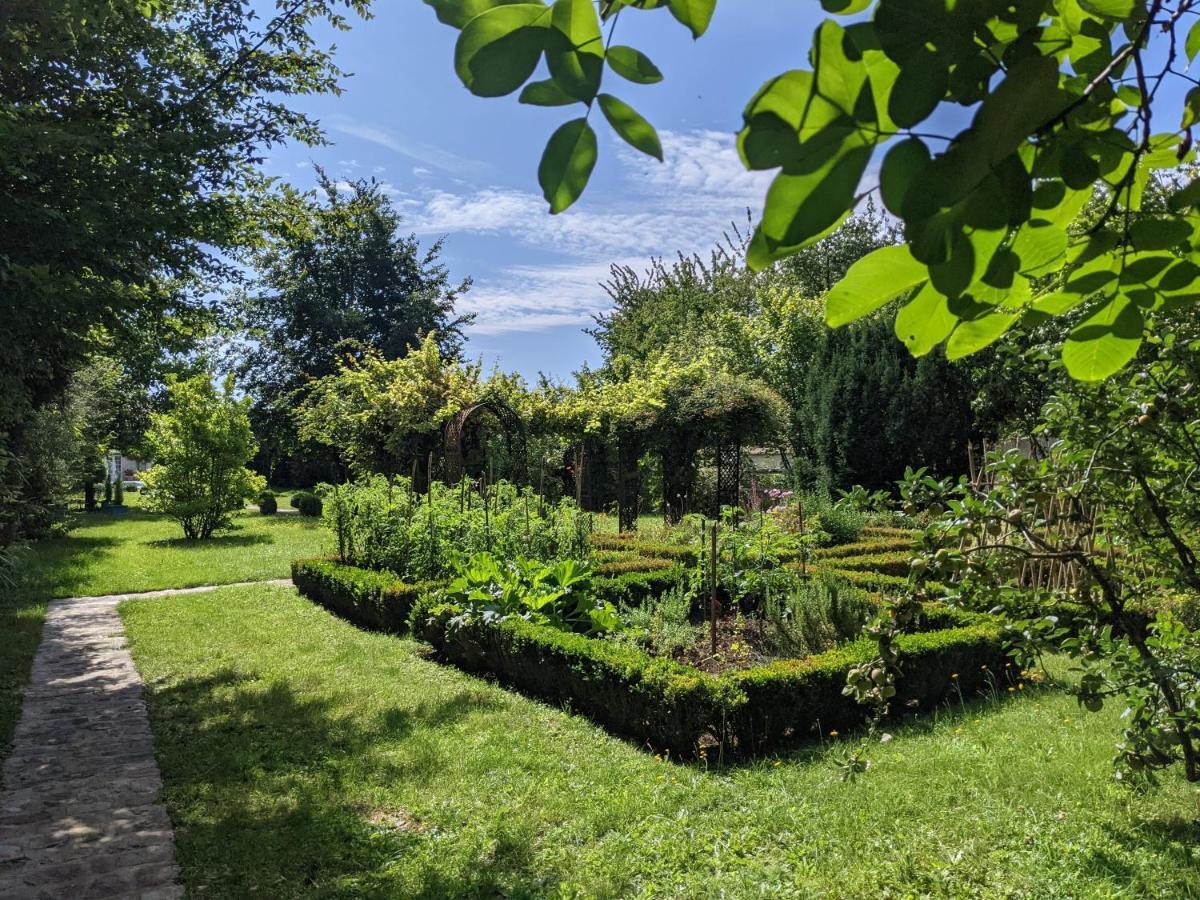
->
710;523;719;656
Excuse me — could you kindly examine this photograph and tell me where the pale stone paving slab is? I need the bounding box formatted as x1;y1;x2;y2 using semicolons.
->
0;580;291;899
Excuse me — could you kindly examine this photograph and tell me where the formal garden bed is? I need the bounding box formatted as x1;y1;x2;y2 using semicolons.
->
291;476;1007;758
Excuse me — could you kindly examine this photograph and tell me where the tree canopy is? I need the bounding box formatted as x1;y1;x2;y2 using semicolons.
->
0;0;368;535
237;170;472;482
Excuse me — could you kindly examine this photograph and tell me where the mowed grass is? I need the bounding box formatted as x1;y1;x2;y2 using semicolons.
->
123;583;1200;898
0;507;329;770
17;505;328;599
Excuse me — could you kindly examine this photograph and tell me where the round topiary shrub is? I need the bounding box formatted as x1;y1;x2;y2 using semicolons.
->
258;492;278;515
293;491;322;517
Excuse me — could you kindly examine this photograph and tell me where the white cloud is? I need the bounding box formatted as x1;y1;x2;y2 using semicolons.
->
621;129;769;209
329;117;490;178
459;261;626;335
402;129;773;334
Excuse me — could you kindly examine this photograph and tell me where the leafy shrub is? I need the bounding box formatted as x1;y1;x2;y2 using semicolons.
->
764;575;877;658
258;492;278;515
325;475;591;583
142;373;265;539
815;502;866;546
291;491;322;516
440;552;619;635
615;584;698;657
113;474;124;506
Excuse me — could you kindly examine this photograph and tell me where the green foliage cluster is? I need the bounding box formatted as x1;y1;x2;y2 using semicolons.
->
297;334;482;479
592;208;999;492
238;172;471;486
142;375;265;540
439;552;619;635
613;585;698;658
323;475;591;583
425;0;1200;383
0;0;366;536
764;575;878;659
291;492;323;517
906;322;1200;783
258;493;278;516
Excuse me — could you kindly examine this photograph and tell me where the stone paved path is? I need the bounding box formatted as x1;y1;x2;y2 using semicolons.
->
0;580;291;899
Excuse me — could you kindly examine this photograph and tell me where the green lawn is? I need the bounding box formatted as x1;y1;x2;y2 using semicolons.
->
123;583;1200;898
0;507;329;769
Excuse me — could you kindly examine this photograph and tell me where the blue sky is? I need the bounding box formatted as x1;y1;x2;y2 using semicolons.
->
259;1;824;381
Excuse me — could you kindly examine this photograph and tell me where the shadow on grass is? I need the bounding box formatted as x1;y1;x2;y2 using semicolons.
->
13;534;123;602
0;589;50;773
1088;815;1200;890
148;531;272;549
146;668;549;897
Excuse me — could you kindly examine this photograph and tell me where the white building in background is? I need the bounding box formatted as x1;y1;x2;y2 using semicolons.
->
107;451;152;485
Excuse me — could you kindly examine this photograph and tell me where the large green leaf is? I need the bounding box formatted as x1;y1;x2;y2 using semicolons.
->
1188;18;1200;63
825;245;929;327
888;48;946;128
425;0;527;28
946;311;1019;360
667;0;716;38
519;78;578;106
606;45;663;84
1130;217;1194;251
597;94;663;160
894;282;958;356
879;138;929;216
1010;222;1068;276
821;0;872;13
747;139;873;268
738;21;878;175
538;117;598;213
455;4;551;97
1078;0;1134;17
547;0;604;101
1062;293;1144;380
923;56;1066;213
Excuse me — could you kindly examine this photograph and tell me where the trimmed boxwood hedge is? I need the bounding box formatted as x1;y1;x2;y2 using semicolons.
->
594;556;676;577
589;532;697;565
292;558;428;634
728;617;1005;753
413;601;740;756
410;589;1006;759
863;525;917;538
294;557;1003;759
813;537;913;559
824;551;911;577
591;566;686;607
